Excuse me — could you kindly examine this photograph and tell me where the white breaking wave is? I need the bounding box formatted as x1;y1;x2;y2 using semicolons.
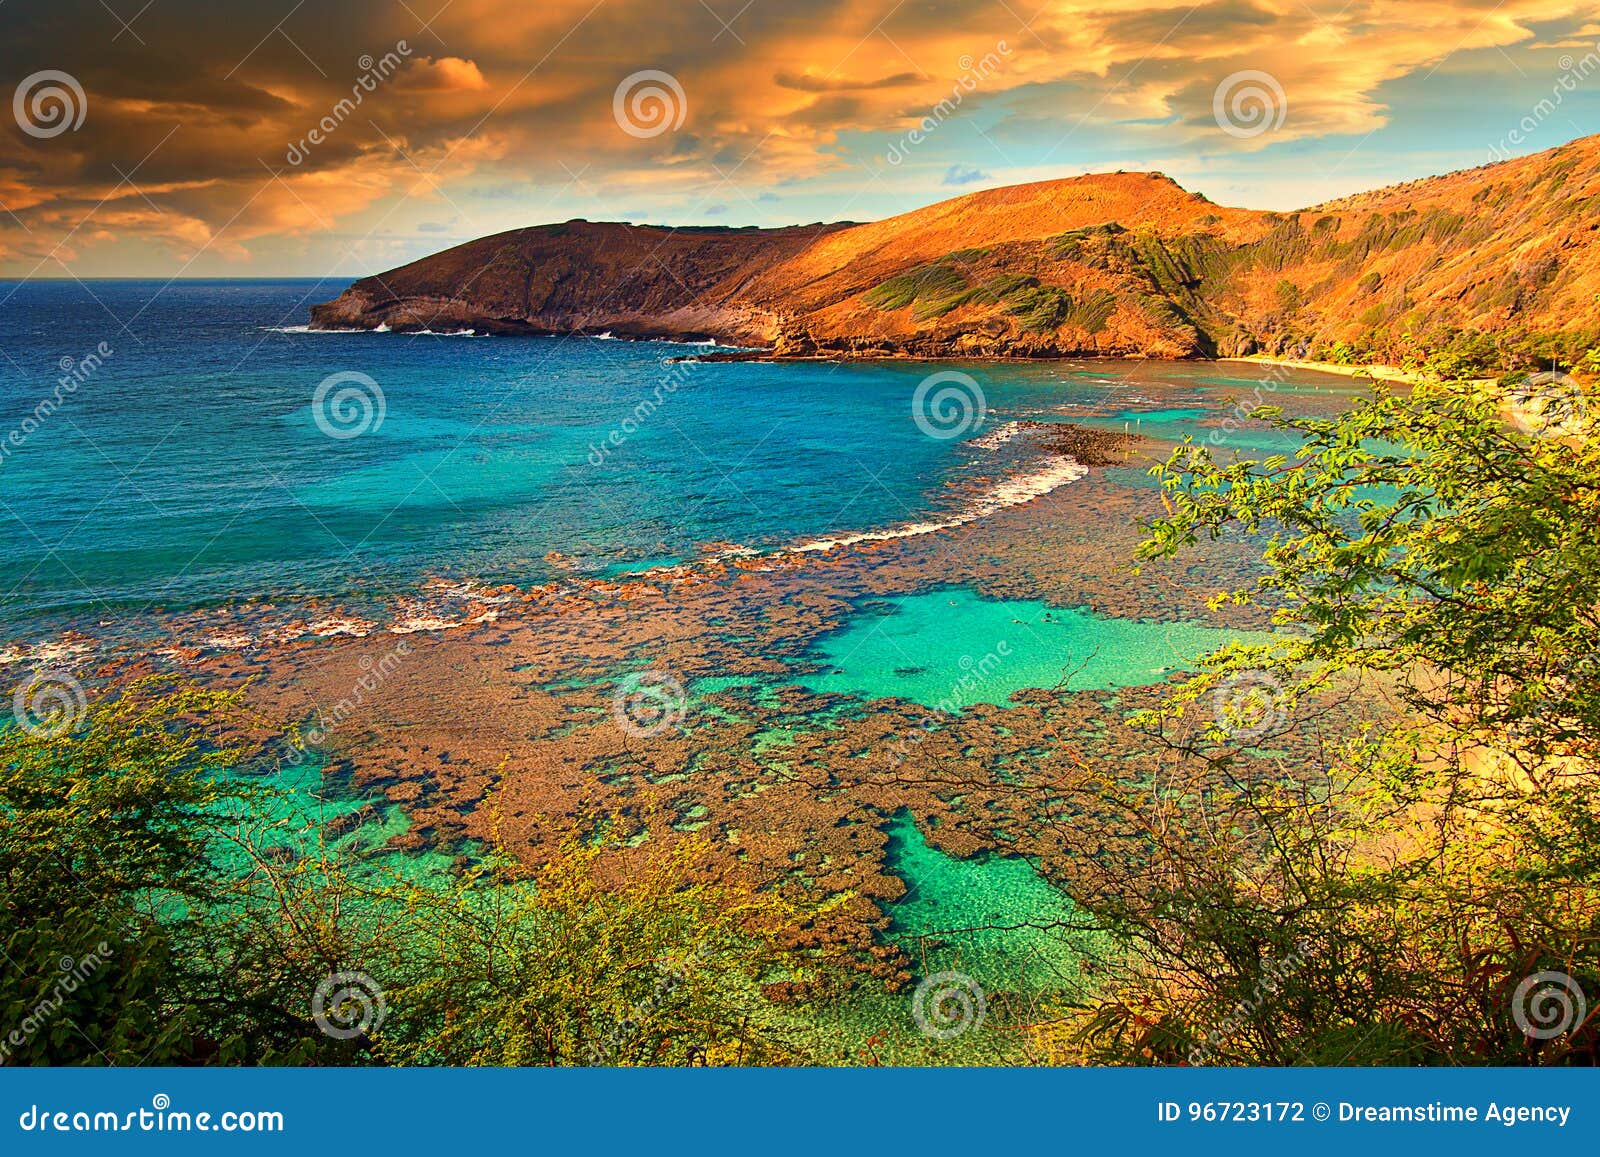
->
966;420;1026;450
261;324;359;334
584;332;740;349
603;448;1088;581
264;325;738;347
788;453;1088;554
261;325;485;336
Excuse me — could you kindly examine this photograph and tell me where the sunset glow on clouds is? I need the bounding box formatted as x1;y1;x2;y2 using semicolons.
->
2;0;1599;276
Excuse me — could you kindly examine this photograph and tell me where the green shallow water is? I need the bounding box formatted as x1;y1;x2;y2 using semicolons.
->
796;813;1109;1065
212;757;460;887
799;588;1264;708
884;812;1102;992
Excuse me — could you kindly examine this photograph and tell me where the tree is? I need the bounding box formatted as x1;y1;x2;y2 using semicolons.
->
1060;375;1600;1065
372;828;820;1065
0;679;259;1063
2;677;827;1066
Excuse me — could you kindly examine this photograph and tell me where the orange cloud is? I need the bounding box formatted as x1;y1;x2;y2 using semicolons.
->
1;0;1597;274
396;57;491;93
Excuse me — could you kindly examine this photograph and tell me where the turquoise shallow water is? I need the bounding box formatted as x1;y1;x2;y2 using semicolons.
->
0;279;1355;635
884;812;1101;990
801;588;1265;706
215;758;458;886
800;812;1107;1065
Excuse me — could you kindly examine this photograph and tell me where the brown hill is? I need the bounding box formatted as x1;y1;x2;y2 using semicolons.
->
311;135;1600;366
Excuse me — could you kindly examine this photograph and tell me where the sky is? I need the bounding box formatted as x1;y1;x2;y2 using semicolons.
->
1;0;1599;277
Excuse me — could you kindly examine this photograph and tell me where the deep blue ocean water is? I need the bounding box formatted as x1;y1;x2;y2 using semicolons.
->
0;279;1322;635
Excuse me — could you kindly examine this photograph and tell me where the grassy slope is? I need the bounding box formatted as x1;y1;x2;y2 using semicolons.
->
312;135;1600;365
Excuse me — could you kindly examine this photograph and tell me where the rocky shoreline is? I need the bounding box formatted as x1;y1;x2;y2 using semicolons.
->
0;425;1274;984
309;139;1600;369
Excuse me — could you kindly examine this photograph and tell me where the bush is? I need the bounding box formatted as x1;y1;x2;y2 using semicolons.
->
1059;380;1600;1065
1;679;827;1065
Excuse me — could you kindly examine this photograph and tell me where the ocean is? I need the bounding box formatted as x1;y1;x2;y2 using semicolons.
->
1;276;1364;1061
0;277;1315;639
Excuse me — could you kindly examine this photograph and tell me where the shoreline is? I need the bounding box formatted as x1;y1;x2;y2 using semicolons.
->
288;325;1436;384
1218;355;1425;385
0;423;1133;659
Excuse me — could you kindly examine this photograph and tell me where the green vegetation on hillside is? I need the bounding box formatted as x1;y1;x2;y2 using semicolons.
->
1049;371;1600;1065
862;254;1123;335
1;680;826;1065
11;363;1600;1068
854;188;1600;368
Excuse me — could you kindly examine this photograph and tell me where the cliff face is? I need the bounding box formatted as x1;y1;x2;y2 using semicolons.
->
311;135;1600;361
308;220;855;343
